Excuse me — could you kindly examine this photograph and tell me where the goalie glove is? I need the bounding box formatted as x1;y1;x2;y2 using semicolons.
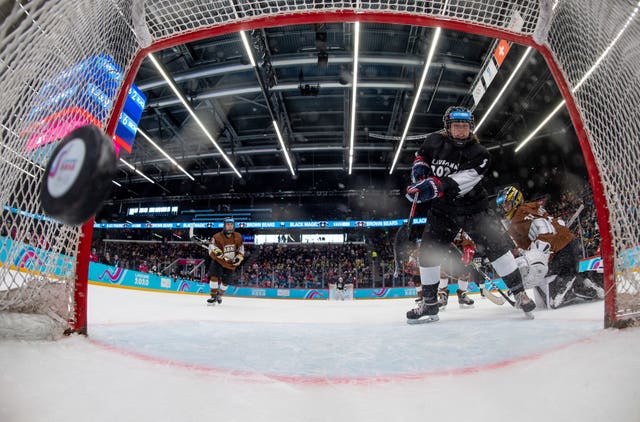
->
232;254;244;266
461;245;475;266
405;176;443;203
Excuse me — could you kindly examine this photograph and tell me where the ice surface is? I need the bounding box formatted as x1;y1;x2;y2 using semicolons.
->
2;285;640;422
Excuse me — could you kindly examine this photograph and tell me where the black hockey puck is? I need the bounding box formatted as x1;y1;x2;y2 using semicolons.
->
39;124;117;226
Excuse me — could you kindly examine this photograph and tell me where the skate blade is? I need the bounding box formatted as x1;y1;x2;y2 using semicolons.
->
458;303;475;309
206;302;217;306
523;311;535;320
407;315;439;324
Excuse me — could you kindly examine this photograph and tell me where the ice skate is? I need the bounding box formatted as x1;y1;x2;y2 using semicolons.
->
456;289;474;308
437;288;449;309
514;291;535;319
206;294;222;306
581;277;604;299
407;300;439;324
550;276;575;309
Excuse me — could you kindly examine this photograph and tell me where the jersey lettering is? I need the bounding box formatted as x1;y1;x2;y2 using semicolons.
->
430;159;458;178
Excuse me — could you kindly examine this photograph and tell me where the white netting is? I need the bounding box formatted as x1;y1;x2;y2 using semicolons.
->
546;0;640;324
328;283;354;300
0;0;638;329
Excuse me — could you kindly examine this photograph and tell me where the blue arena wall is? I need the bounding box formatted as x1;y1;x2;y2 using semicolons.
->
87;261;509;298
2;235;629;299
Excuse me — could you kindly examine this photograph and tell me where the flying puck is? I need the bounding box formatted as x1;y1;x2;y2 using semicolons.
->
40;124;117;226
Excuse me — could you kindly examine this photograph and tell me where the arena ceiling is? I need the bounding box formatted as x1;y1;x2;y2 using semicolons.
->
101;21;579;221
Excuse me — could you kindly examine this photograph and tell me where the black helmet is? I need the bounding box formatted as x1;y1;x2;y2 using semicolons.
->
443;106;475;146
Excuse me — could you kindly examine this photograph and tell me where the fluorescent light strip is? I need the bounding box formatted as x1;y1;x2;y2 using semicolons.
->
239;31;257;67
575;3;639;91
475;47;532;132
348;21;360;175
514;100;565;152
516;1;639;152
119;157;155;184
272;121;295;176
135;168;155;184
148;53;241;178
242;32;294;176
138;129;195;181
120;157;135;170
389;27;441;174
112;180;122;187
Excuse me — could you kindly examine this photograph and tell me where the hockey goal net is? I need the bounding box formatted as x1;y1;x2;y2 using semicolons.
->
328;283;354;301
0;0;638;333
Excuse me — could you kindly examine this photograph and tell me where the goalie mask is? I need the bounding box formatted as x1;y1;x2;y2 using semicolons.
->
443;106;475;147
496;186;523;219
223;217;235;235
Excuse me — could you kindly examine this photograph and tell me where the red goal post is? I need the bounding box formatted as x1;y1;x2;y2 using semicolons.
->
0;0;638;334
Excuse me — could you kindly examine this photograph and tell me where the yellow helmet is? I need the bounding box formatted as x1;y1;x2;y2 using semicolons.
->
496;186;523;219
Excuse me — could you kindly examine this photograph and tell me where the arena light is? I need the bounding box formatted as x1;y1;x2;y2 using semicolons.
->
147;53;242;178
112;180;122;187
389;27;441;174
119;157;155;184
272;121;296;176
348;21;360;175
475;47;532;132
239;31;257;67
516;1;639;152
138;128;195;181
241;32;295;176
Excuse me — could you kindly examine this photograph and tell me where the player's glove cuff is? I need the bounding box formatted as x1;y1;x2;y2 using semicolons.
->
411;155;430;183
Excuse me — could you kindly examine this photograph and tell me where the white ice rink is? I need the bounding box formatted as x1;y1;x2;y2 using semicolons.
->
2;284;640;422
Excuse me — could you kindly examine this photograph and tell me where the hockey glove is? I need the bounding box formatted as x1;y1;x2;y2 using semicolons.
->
209;245;223;259
232;254;244;266
461;245;475;266
411;155;430;183
405;177;442;203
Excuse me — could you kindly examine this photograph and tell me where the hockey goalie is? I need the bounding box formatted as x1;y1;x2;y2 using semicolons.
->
496;186;604;308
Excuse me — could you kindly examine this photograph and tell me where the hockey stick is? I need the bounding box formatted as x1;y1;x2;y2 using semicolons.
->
189;224;210;251
393;193;419;278
566;203;584;228
189;224;236;262
450;243;510;306
470;260;516;307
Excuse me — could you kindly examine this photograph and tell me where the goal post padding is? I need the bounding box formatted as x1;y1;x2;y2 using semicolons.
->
1;0;638;333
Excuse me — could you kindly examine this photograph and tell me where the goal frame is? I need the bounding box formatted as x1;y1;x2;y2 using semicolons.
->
72;10;618;331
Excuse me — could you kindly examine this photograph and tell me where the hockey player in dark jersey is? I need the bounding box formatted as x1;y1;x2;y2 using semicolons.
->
404;106;535;323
